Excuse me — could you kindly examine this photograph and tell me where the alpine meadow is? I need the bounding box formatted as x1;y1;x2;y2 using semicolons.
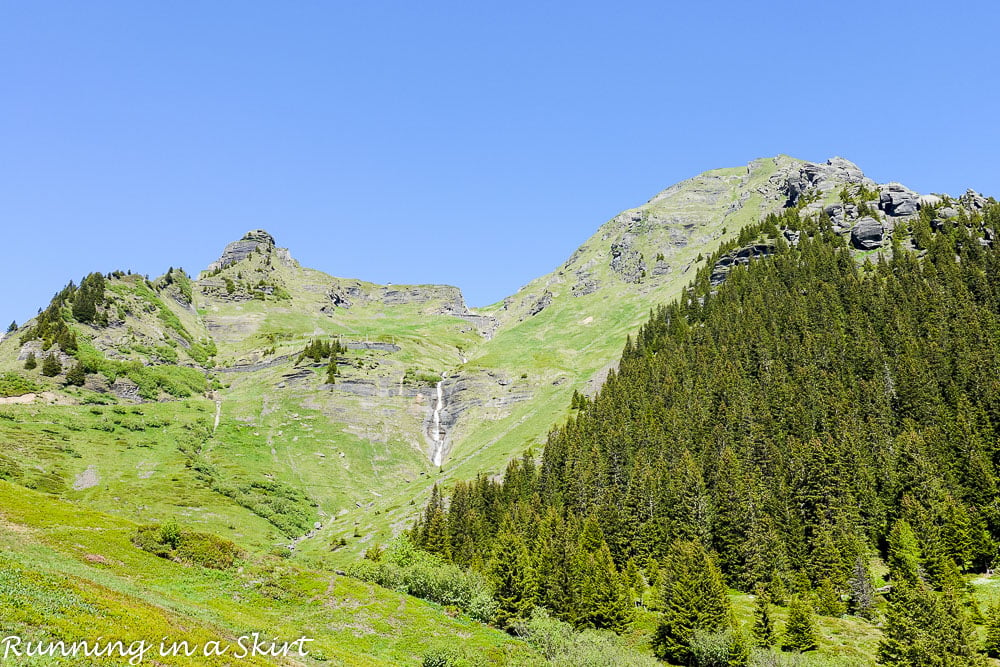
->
4;155;1000;666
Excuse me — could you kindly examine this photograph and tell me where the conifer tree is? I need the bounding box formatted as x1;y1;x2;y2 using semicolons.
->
418;485;448;556
24;352;36;370
65;362;86;387
573;539;633;632
6;321;16;333
984;604;1000;658
488;530;537;630
752;589;776;648
651;540;732;663
41;352;62;377
781;595;818;652
847;556;875;620
879;525;982;666
815;578;845;617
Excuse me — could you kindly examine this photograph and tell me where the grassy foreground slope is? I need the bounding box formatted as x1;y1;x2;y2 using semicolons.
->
0;480;537;666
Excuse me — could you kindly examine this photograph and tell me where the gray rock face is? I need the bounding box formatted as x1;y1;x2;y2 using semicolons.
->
111;377;141;401
785;157;874;205
381;285;466;314
879;183;919;216
851;217;884;250
527;291;553;317
937;206;959;220
651;259;671;275
572;279;599;296
960;189;989;210
345;341;401;352
609;234;646;283
823;203;860;227
206;229;276;271
710;243;774;286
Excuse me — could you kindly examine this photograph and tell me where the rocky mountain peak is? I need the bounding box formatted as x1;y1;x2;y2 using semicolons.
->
206;229;278;272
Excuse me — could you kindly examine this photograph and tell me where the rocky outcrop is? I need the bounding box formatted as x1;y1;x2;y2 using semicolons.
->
454;313;500;339
111;378;141;401
710;243;774;286
786;157;874;205
879;183;919;217
851;217;884;250
610;234;646;283
345;341;401;352
206;229;276;271
527;291;553;317
959;189;990;211
380;285;466;314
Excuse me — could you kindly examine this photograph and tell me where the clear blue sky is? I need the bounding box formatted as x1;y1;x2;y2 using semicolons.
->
3;1;998;326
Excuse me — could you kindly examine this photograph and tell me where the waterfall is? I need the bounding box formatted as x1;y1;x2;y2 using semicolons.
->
430;372;447;466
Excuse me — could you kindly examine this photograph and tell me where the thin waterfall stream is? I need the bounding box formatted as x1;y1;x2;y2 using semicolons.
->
430;372;447;466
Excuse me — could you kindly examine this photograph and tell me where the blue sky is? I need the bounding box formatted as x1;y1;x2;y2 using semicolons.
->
2;1;998;325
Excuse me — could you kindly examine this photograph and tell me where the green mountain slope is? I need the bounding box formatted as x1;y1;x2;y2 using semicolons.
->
3;154;987;663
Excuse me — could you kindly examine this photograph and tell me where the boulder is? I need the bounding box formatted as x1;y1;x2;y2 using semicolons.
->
960;189;989;210
879;183;919;216
937;206;959;219
783;229;801;245
851;217;884;250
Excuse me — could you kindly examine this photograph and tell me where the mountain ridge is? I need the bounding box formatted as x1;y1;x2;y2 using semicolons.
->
1;154;992;565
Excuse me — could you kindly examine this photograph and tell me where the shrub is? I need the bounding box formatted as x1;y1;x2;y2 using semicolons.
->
346;536;497;623
132;523;242;569
0;373;41;397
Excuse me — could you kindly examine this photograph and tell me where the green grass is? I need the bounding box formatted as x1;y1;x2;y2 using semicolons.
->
0;480;539;665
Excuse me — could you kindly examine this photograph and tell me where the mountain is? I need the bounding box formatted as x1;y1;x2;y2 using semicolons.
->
1;155;995;664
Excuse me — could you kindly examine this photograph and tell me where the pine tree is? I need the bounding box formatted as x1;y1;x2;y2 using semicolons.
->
65;362;86;387
573;539;633;632
781;595;818;652
879;524;983;666
24;352;36;370
417;485;448;556
984;604;1000;658
878;578;982;666
752;589;776;648
6;321;16;333
41;353;62;377
847;556;875;620
651;540;732;663
488;530;537;630
815;578;845;617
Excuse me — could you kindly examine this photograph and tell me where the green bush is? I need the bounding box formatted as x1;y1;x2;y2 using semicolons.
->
346;536;497;623
132;523;242;569
512;608;659;666
0;373;41;397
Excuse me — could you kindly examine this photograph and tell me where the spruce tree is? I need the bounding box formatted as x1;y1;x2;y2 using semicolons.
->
24;352;36;370
573;539;633;632
815;578;845;617
847;556;875;620
878;579;982;666
418;485;448;556
488;530;537;630
65;362;86;387
651;540;732;663
878;527;982;666
41;353;62;377
6;321;16;333
781;595;818;652
984;604;1000;658
752;589;776;648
